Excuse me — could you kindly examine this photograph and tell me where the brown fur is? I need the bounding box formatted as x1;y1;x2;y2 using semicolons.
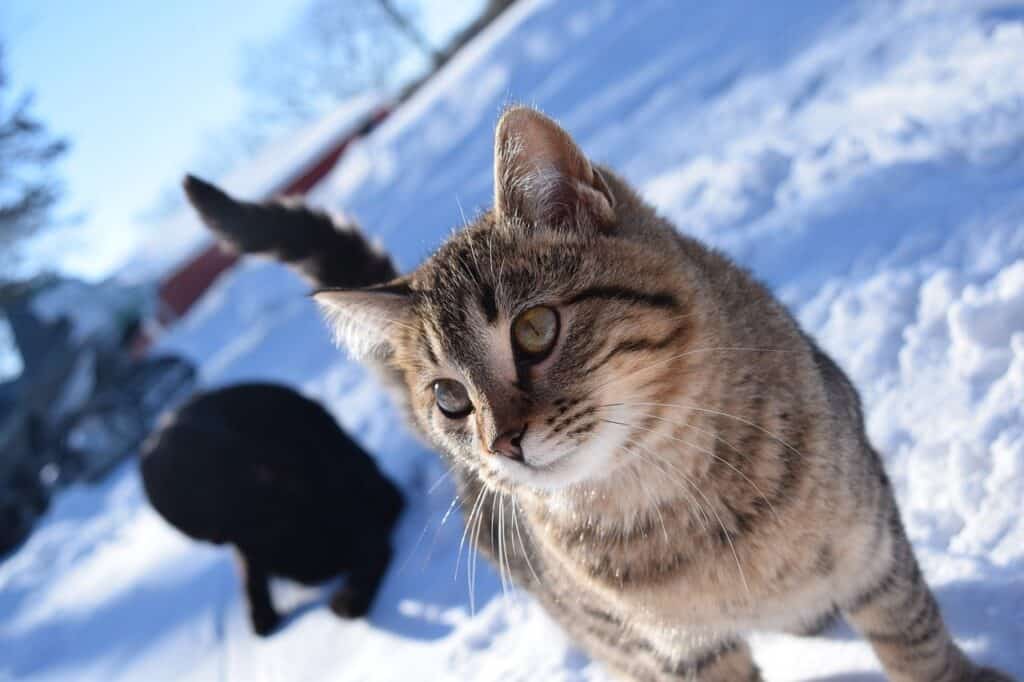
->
188;107;1011;680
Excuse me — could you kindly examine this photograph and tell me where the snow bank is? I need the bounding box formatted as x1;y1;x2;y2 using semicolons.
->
2;1;1022;680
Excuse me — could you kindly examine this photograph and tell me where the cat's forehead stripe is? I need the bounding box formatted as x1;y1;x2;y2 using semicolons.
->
568;286;679;311
421;336;438;366
479;283;498;323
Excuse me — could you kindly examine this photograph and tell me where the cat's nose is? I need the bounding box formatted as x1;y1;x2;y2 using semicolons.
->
489;424;526;462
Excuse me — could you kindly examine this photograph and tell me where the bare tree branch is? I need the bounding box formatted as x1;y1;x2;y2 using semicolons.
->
240;0;427;135
0;44;68;273
374;0;441;66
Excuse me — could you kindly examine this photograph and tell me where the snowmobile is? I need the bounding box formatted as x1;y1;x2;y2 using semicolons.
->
0;284;196;558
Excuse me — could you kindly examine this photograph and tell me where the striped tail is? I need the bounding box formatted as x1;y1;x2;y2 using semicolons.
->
182;175;425;441
182;174;397;290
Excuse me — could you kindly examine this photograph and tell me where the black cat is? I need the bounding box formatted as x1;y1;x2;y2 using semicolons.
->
140;383;404;636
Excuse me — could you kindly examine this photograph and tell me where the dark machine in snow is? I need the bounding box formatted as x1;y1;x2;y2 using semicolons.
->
0;278;196;558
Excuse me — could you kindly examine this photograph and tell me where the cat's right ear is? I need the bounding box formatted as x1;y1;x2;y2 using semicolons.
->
493;106;615;232
313;280;413;361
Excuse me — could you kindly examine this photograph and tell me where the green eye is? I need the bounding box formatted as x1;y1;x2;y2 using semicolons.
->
512;306;559;359
433;379;473;419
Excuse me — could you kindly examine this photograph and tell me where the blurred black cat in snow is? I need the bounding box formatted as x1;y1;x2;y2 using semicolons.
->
140;383;404;636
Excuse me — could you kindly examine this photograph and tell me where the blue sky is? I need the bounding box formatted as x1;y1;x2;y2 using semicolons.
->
5;1;314;278
4;1;480;280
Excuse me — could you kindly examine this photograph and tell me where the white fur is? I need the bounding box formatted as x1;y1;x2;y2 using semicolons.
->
314;291;408;361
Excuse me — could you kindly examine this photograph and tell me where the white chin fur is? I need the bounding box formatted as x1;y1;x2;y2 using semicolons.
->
487;421;625;491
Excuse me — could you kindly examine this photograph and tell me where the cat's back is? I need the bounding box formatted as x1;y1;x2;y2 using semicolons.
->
140;383;392;546
170;383;383;479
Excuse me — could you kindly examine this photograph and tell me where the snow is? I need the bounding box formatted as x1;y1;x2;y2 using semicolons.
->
3;0;1024;680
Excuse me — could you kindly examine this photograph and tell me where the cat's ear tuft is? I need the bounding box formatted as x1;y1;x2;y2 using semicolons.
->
313;280;413;361
493;106;615;231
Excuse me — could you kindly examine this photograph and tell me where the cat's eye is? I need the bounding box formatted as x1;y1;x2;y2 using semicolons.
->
512;306;559;360
433;379;473;419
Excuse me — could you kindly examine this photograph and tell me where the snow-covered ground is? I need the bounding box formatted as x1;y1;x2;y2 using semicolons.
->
3;0;1023;679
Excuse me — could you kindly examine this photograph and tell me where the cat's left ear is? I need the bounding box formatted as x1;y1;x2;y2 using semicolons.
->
493;106;616;232
313;279;413;362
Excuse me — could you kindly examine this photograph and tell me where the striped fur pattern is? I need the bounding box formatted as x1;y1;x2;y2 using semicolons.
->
205;108;1009;680
182;174;398;290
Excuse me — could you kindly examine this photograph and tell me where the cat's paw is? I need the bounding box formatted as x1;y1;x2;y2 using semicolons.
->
329;585;372;619
250;608;282;637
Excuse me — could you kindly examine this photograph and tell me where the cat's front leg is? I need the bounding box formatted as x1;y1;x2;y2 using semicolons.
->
597;637;760;682
329;541;392;619
559;607;761;682
237;551;281;636
654;639;761;682
840;513;1012;681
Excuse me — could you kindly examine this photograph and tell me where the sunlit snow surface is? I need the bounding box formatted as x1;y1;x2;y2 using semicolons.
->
3;1;1023;680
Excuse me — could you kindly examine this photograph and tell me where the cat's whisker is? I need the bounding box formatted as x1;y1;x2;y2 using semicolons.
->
615;444;671;544
497;491;511;605
461;485;488;581
511;496;542;586
416;493;463;572
469;487;491;614
485;234;499;295
630;430;753;593
428;466;456;494
485;485;505;602
398;465;460;578
606;408;781;525
439;494;460;528
455;484;488;582
496;250;509;308
492;492;502;599
461;223;494;313
618;435;710;534
622;446;682;541
605;420;750;597
504;492;515;603
502;494;519;608
455;249;481;292
655;306;708;327
491;491;502;602
674;419;784;524
455;196;470;228
614;400;805;461
633;461;670;544
621;443;712;553
395;515;433;577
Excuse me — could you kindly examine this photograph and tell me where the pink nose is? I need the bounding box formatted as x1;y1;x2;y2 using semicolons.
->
489;425;526;461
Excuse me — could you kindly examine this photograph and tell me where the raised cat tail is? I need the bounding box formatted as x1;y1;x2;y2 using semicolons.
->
182;174;398;290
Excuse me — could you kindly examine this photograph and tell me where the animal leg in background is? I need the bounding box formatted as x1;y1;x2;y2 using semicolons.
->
329;541;393;619
238;551;280;636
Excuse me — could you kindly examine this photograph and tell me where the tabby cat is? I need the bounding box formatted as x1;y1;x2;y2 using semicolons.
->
186;108;1010;680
